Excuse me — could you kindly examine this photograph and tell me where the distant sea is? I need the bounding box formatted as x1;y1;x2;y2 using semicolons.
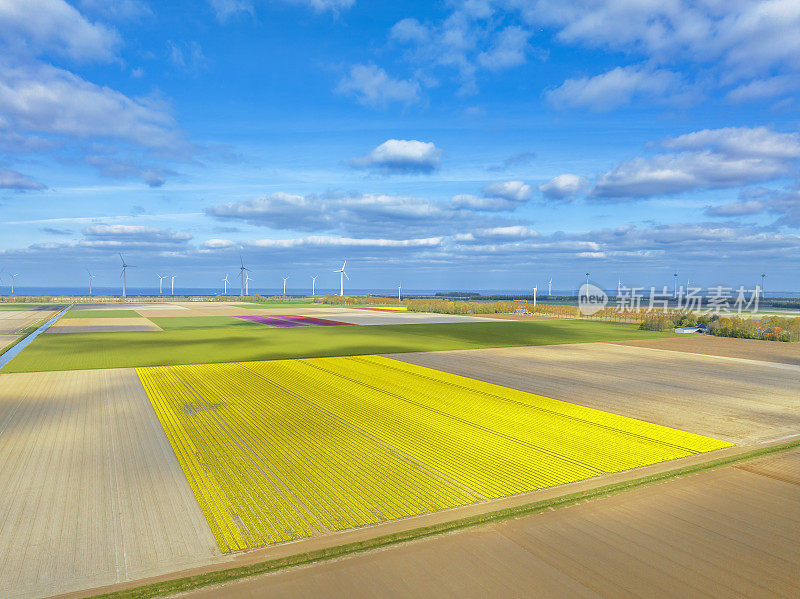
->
1;286;798;299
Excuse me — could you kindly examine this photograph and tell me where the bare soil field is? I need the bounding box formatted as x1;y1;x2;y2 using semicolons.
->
174;448;800;599
47;317;162;333
0;368;220;599
612;334;800;366
389;343;800;444
0;334;19;351
0;309;56;335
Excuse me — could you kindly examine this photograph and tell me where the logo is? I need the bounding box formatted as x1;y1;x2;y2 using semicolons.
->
579;282;608;315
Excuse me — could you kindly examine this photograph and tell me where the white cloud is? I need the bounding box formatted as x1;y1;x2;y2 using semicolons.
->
207;0;254;21
481;180;532;202
545;65;683;111
336;64;420;108
81;224;191;246
726;76;799;103
454;180;533;211
203;238;236;248
704;201;766;217
591;126;800;199
349;139;442;174
78;0;152;22
539;174;589;200
0;0;120;62
477;26;529;69
0;60;186;153
662;127;800;160
0;168;45;190
250;235;441;249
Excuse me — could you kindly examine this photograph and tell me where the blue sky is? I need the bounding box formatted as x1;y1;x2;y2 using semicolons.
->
1;0;799;293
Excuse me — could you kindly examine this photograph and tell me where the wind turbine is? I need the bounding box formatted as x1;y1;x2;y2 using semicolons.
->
533;285;537;307
238;256;250;296
282;276;289;296
157;274;168;294
10;273;19;295
245;272;252;296
334;259;349;296
761;273;766;299
87;270;96;296
223;273;230;295
119;254;134;298
397;282;402;304
585;272;590;288
548;278;552;296
170;275;175;296
311;275;318;296
673;272;678;298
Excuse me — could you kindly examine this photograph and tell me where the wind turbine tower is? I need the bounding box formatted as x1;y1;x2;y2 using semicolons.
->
158;274;168;294
171;275;175;296
282;276;289;296
761;273;766;299
119;254;134;298
334;260;349;296
245;273;252;295
223;273;230;295
238;257;250;296
398;283;402;304
673;272;678;298
548;278;552;296
10;273;19;295
311;275;318;296
533;285;537;307
87;270;96;296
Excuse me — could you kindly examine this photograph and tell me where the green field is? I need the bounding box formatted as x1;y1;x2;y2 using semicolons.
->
148;316;264;330
62;309;141;319
2;320;682;373
0;304;48;311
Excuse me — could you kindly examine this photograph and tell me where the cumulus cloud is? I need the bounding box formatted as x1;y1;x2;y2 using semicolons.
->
0;61;185;153
591;126;800;199
336;64;420;108
348;139;442;174
0;168;46;190
0;0;120;63
202;238;236;249
539;174;589;201
481;180;532;202
545;65;684;111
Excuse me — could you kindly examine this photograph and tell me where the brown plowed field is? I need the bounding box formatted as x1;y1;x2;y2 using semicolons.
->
612;334;800;365
0;309;56;335
176;448;800;599
0;368;220;599
388;342;800;444
47;317;162;333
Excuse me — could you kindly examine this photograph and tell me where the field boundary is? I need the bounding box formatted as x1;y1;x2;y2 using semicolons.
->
85;438;800;599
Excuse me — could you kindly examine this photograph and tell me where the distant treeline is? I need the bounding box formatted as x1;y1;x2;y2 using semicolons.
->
640;312;800;342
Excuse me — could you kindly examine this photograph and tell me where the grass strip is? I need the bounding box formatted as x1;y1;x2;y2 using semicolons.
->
91;439;800;599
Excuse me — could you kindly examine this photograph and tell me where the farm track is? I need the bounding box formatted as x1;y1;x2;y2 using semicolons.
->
137;355;730;555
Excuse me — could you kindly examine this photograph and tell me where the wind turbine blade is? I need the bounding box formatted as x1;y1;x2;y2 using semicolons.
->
344;271;349;281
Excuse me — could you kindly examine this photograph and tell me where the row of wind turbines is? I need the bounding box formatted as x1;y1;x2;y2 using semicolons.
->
230;257;351;296
112;255;356;297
